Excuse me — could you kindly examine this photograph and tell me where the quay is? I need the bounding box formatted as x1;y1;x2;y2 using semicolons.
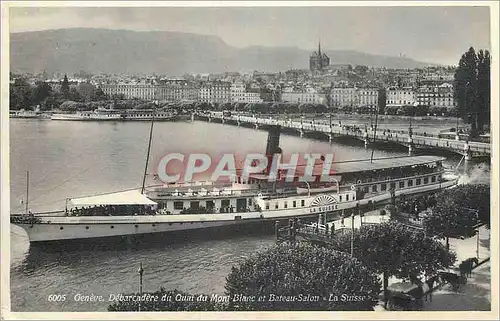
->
274;212;383;245
276;211;491;311
194;113;491;167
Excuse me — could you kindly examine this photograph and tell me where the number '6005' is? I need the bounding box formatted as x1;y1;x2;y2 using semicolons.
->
48;294;66;302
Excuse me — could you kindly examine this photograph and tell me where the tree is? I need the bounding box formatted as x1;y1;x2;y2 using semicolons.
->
224;242;381;311
330;222;455;307
111;93;126;101
9;77;34;110
42;94;59;110
61;74;70;99
91;87;108;101
31;81;53;110
69;87;83;102
454;47;490;137
354;65;369;76
476;50;491;133
76;82;96;102
377;88;386;115
423;184;490;245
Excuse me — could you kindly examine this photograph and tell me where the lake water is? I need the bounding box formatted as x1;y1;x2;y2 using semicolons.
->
9;118;490;311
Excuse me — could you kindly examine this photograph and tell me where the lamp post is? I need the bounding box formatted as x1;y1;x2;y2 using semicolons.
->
476;228;480;259
350;213;355;257
25;170;29;215
138;263;144;312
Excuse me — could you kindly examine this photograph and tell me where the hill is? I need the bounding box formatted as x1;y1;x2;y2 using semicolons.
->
10;28;437;75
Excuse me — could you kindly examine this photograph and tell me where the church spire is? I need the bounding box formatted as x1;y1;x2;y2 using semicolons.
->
318;41;321;56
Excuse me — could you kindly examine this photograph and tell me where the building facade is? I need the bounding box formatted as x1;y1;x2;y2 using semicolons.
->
281;88;326;105
100;83;159;100
357;88;379;108
329;87;358;108
198;81;231;104
386;86;416;106
230;82;263;103
210;81;231;104
416;83;455;109
100;83;199;102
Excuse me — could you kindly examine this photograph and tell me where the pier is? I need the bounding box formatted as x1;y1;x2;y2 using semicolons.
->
274;213;381;245
194;113;491;163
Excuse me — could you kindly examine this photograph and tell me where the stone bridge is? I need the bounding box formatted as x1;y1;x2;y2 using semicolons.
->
194;113;491;163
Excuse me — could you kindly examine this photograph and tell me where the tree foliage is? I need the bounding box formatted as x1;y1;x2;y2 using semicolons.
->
377;88;386;114
423;184;490;240
476;50;491;132
31;81;53;109
354;65;369;76
9;75;109;110
224;242;381;311
10;77;34;110
332;222;455;280
330;222;455;303
61;74;70;99
454;47;490;136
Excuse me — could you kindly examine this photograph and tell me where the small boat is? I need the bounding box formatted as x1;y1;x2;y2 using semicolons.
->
9;109;44;119
51;108;176;121
50;108;122;121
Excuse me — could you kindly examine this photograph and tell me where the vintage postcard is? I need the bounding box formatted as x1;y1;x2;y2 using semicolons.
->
1;1;498;320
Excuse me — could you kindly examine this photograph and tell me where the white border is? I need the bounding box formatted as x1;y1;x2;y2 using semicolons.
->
1;1;498;320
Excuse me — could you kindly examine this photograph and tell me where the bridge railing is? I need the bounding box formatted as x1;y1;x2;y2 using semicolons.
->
204;114;490;153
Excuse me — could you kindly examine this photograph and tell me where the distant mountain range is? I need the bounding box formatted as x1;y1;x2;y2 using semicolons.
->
10;28;438;76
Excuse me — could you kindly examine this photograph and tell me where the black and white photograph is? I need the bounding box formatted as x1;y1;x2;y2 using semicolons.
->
1;1;498;318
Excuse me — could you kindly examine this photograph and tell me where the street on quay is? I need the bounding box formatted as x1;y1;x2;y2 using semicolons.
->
423;260;491;311
326;211;491;311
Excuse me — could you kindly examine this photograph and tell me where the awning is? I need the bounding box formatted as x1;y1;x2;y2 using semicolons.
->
69;190;157;207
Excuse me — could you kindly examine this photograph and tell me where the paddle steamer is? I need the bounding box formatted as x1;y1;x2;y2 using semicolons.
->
11;125;458;243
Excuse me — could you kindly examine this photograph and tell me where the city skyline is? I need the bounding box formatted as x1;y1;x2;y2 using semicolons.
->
9;5;491;66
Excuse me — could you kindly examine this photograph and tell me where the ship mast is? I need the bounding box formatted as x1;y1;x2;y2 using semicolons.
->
141;103;156;194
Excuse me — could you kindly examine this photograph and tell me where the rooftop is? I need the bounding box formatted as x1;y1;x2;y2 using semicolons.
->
69;189;157;207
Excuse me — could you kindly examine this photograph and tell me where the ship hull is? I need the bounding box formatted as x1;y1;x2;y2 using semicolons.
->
12;179;457;244
50;114;177;121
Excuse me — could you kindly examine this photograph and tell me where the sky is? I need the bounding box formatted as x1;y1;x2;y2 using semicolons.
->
8;5;492;65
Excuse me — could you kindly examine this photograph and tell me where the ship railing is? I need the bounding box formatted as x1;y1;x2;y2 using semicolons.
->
151;187;265;198
277;222;355;243
10;210;66;217
341;170;444;188
10;214;42;224
150;181;221;190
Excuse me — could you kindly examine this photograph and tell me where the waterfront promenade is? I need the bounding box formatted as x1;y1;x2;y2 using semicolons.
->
326;212;491;311
197;113;491;158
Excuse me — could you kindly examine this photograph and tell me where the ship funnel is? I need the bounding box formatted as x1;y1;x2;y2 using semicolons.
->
265;125;282;174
